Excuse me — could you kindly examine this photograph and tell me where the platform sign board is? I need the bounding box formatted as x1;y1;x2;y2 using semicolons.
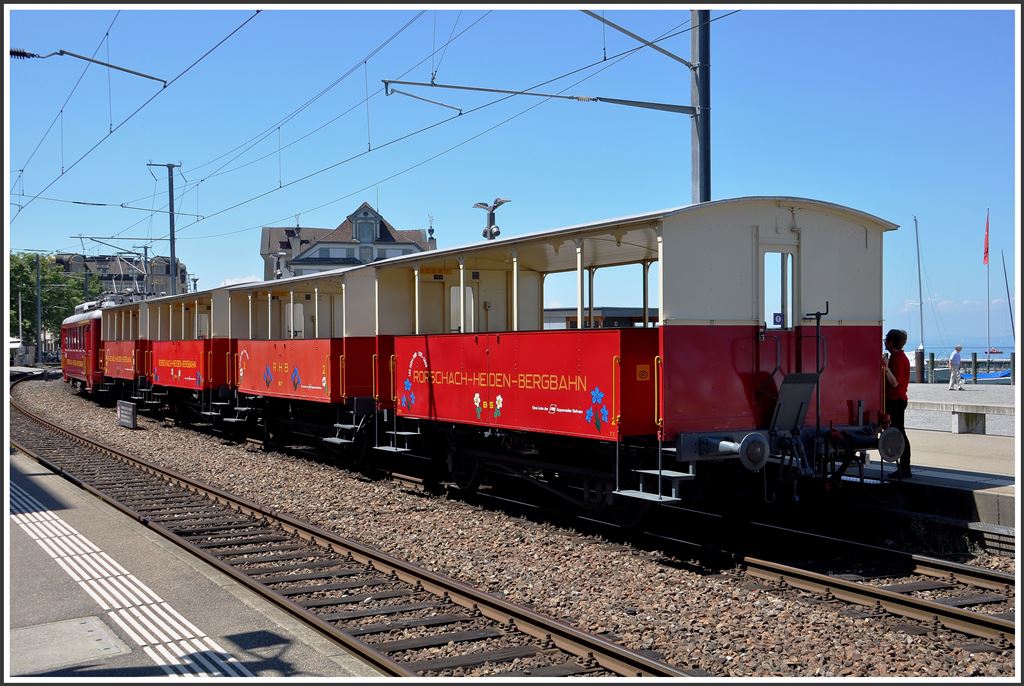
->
116;400;137;430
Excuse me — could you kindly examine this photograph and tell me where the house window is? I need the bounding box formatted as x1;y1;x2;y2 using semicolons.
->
319;248;330;258
356;220;375;243
359;246;373;263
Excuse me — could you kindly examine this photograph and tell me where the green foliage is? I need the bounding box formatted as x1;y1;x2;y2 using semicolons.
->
8;252;104;344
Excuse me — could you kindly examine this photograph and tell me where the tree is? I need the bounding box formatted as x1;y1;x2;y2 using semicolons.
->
9;252;105;345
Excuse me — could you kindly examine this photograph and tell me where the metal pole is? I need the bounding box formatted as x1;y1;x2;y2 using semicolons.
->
18;290;23;341
642;262;650;327
691;9;711;203
35;254;42;365
149;163;180;295
1002;251;1015;341
169;167;178;295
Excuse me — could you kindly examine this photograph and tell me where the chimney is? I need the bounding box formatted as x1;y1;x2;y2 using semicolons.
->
427;226;436;251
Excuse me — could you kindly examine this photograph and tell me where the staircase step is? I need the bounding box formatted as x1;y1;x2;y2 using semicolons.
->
323;437;353;445
612;489;681;504
634;469;694;480
200;411;221;417
374;446;410;453
223;418;247;423
211;401;231;406
333;423;357;430
386;431;420;436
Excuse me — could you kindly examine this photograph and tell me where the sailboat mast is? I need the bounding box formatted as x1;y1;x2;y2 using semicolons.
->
987;210;991;364
913;215;924;350
1002;250;1014;341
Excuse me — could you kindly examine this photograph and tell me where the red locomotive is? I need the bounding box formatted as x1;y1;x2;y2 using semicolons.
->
64;197;904;511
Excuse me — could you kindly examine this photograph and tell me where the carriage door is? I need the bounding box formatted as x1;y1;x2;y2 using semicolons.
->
758;247;798;423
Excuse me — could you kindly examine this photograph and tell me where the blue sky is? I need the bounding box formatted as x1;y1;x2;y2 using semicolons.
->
6;5;1019;353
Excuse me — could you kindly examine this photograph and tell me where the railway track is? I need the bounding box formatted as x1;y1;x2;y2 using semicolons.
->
737;524;1016;648
9;384;692;678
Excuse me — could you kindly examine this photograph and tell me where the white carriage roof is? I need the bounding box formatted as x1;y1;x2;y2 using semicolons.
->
225;196;898;289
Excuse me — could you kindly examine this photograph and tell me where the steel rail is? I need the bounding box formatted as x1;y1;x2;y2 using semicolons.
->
747;521;1016;591
743;556;1015;645
9;381;688;677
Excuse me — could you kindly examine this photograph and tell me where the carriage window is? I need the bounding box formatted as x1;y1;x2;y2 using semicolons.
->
763;251;794;329
449;286;475;333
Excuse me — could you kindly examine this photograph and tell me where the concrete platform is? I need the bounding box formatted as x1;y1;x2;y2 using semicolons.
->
6;448;383;678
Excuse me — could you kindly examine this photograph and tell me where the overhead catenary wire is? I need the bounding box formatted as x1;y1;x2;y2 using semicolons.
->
109;10;491;232
10;10;120;193
185;10;426;175
11;10;261;222
108;9;438;234
171;11;718;243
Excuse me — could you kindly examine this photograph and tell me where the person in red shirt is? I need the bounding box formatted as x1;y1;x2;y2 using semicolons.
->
883;328;912;479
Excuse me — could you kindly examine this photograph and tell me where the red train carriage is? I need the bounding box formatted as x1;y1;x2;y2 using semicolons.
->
61;309;103;391
66;196;903;513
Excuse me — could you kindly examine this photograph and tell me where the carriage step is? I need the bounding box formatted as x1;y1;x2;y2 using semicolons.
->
333;423;358;430
374;446;410;453
211;402;231;406
233;406;253;412
145;400;163;405
323;437;353;445
386;431;420;436
223;418;247;423
634;469;694;480
130;396;145;401
660;446;677;453
151;391;169;397
200;411;221;417
612;490;681;504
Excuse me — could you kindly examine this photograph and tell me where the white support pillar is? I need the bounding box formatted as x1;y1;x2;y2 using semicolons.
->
314;287;319;339
642;260;651;327
458;258;466;333
341;282;347;338
157;304;162;340
210;295;215;339
373;270;380;336
657;231;665;326
511;249;519;332
289;291;295;339
194;298;199;340
330;294;336;337
575;239;584;330
247;294;253;340
180;302;185;341
227;293;231;339
413;267;421;335
539;273;546;329
267;291;272;340
587;267;595;329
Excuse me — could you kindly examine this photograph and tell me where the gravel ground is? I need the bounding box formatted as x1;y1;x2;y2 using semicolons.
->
11;379;1017;677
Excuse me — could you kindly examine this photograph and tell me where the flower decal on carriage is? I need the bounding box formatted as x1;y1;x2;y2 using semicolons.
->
291;366;301;390
473;392;482;419
585;386;608;432
400;377;416;410
494;394;502;418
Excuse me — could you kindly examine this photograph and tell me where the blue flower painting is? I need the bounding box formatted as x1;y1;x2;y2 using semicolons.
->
584;386;609;432
263;365;273;388
291;367;301;390
404;378;412;392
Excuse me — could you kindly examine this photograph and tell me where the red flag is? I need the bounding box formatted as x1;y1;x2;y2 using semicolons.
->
983;209;990;265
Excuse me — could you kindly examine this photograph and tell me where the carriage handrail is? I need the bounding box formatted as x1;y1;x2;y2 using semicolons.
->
611;355;621;426
371;353;378;401
654;355;664;428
